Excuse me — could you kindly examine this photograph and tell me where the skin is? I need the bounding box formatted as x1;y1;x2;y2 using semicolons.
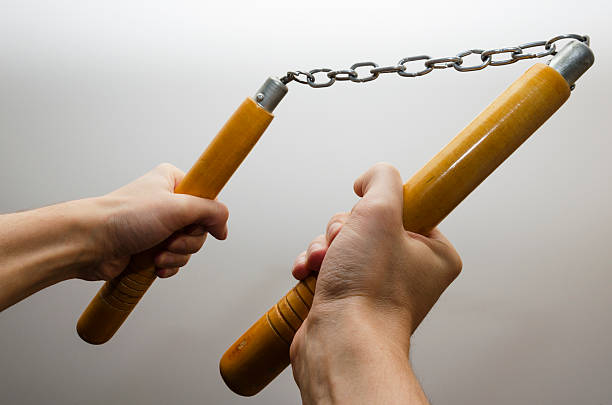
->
290;163;463;405
1;160;459;404
0;163;229;311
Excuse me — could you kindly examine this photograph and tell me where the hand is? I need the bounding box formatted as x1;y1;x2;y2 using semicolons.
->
289;163;462;404
83;163;229;281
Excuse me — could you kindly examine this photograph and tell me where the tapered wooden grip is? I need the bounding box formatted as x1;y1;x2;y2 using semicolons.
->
75;251;158;344
220;64;571;395
221;276;316;396
77;98;274;344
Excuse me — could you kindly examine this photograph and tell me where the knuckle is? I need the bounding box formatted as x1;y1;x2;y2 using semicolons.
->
173;237;188;253
206;201;229;224
329;212;347;225
439;248;462;281
421;238;463;281
158;251;191;268
307;235;325;252
182;237;193;252
171;254;190;267
180;255;191;267
154;252;167;267
449;252;463;278
327;213;348;233
216;202;230;222
294;250;306;261
194;234;206;248
161;268;179;278
372;161;399;176
187;237;205;253
156;162;176;172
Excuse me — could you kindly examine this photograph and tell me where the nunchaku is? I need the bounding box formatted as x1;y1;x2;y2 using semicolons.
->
77;35;594;396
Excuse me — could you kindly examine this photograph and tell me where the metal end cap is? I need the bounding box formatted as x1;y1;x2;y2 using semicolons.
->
253;77;288;113
549;40;595;87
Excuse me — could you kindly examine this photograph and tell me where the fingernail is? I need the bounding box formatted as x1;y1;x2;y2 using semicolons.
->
309;243;323;253
328;223;341;239
294;252;306;267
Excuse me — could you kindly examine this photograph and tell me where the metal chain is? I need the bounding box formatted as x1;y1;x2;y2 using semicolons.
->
280;34;590;88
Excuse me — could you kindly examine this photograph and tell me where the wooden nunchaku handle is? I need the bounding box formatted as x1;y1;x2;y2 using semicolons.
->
219;63;573;396
77;97;276;344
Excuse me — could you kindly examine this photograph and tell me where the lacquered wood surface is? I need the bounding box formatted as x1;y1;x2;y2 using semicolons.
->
403;63;570;233
219;64;570;396
77;98;274;345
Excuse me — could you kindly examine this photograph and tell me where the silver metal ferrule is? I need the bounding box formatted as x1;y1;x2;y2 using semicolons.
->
549;40;595;88
253;77;288;113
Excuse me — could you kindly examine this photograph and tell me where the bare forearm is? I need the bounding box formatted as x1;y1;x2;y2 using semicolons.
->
0;199;99;310
292;306;430;405
0;164;232;311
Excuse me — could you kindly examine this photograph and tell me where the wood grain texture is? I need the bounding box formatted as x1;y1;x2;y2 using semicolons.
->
219;63;570;396
77;98;273;345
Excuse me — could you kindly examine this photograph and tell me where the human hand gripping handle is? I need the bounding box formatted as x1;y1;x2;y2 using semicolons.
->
220;62;575;396
291;162;463;325
77;94;278;344
291;164;465;404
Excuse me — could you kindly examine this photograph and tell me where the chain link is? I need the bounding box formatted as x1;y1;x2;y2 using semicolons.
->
280;34;590;88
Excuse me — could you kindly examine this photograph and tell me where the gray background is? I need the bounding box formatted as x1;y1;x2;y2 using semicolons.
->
1;0;611;404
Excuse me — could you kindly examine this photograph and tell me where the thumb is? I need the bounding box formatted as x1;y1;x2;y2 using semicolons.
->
352;162;404;220
172;195;229;240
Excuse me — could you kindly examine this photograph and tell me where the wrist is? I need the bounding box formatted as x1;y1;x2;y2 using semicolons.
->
291;301;415;404
294;300;412;364
46;198;104;280
65;195;131;280
306;297;414;353
0;198;104;310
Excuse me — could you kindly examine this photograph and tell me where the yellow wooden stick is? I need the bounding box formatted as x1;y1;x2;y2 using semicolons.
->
220;40;594;396
77;78;287;344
